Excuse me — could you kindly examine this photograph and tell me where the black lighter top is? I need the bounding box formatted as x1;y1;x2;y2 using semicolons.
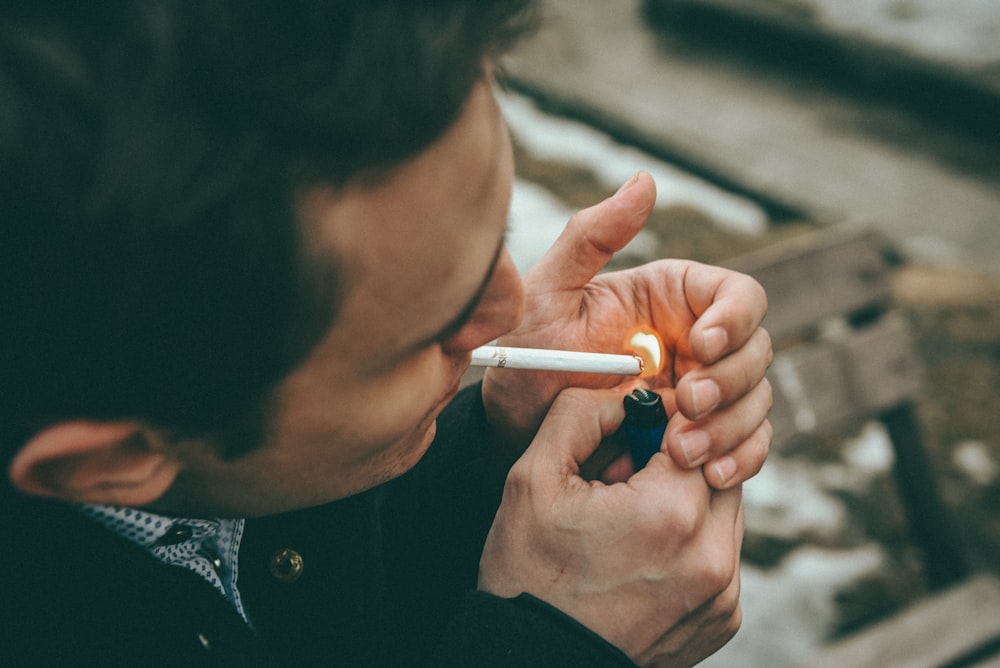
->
622;388;668;469
623;388;667;428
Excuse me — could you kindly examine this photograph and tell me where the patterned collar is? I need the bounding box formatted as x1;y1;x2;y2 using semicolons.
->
78;504;250;624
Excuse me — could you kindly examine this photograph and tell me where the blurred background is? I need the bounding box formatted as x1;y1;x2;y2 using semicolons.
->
498;0;1000;665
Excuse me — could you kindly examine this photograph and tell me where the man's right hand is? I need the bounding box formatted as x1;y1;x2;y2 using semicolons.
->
478;387;743;667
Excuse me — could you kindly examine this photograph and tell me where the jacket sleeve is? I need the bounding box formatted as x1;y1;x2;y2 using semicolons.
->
433;592;636;667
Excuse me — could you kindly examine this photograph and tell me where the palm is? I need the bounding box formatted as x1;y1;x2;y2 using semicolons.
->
481;172;770;491
483;261;702;440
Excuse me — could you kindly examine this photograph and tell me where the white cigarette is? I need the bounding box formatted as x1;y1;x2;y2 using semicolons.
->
470;346;643;375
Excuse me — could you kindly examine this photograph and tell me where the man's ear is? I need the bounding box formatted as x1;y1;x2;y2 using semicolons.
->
8;421;181;506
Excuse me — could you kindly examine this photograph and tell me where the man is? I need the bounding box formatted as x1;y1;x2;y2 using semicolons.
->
0;2;772;666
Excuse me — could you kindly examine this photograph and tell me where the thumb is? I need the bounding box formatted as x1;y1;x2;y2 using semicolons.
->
523;388;626;473
525;172;656;293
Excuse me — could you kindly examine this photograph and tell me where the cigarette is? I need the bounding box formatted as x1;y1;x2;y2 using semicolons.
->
470;345;643;375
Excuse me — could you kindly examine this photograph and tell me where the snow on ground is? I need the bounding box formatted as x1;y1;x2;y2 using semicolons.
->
701;545;887;668
501;92;769;239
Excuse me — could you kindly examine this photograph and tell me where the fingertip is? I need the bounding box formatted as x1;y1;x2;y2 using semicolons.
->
689;379;721;419
703;421;772;490
615;171;641;195
699;326;729;364
676;429;710;467
614;171;656;214
706;455;739;490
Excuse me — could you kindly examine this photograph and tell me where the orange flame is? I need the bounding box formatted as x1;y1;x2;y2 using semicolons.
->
627;329;664;378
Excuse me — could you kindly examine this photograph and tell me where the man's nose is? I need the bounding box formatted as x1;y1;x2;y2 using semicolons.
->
440;248;524;353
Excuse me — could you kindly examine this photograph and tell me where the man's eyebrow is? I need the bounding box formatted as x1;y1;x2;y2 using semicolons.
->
427;233;507;345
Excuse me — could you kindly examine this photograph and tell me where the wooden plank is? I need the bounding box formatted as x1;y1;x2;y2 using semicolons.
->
503;1;1000;280
768;342;857;447
882;403;970;589
767;313;923;448
645;0;1000;97
845;313;924;412
803;574;1000;668
728;226;893;345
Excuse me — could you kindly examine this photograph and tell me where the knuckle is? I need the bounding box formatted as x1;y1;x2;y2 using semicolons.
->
705;556;736;595
760;376;774;408
754;277;769;313
641;492;706;540
760;328;774;366
551;386;595;412
504;460;533;496
693;545;737;597
722;603;743;642
715;572;742;612
749;327;774;369
742;422;772;477
760;429;772;462
676;508;704;540
756;420;773;455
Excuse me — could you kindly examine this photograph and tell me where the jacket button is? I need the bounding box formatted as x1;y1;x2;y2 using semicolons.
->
157;524;194;545
268;548;304;582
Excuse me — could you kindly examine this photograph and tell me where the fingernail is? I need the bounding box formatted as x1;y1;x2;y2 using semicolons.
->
615;172;640;194
679;430;710;466
712;456;738;486
702;327;728;363
690;379;720;418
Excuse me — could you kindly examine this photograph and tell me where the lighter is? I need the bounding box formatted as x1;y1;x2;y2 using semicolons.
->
622;388;668;470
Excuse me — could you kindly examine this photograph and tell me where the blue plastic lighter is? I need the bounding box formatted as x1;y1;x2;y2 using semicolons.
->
622;388;668;470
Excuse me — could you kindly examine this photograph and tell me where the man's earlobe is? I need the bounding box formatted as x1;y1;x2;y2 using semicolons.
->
8;421;180;506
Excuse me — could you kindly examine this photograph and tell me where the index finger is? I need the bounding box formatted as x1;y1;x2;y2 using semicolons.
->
681;264;768;366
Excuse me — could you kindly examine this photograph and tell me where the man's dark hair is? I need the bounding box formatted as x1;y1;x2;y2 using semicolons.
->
0;0;535;463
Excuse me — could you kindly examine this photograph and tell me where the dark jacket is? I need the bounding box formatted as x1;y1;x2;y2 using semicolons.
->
0;385;634;667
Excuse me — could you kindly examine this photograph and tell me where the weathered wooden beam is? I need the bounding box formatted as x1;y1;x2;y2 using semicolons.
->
803;574;1000;668
728;225;894;346
767;312;924;448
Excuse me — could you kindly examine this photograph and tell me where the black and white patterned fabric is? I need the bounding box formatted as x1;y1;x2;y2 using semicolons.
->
78;504;250;624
